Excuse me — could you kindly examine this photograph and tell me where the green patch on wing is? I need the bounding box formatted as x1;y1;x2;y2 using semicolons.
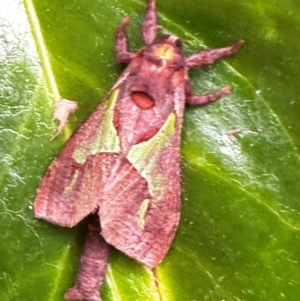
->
72;89;121;164
127;112;176;198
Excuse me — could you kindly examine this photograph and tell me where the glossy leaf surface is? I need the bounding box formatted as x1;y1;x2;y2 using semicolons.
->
1;0;300;300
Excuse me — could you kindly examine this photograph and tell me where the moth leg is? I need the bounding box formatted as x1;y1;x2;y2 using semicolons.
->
186;39;244;68
186;80;231;106
142;0;157;45
116;16;136;63
65;215;110;301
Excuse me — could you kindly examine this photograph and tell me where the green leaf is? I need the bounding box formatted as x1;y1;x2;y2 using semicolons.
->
1;0;300;300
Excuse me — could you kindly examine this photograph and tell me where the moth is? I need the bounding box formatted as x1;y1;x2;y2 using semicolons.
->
34;0;244;300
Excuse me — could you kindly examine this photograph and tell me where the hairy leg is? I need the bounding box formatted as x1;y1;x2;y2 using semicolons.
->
115;16;135;63
186;40;244;68
186;81;231;106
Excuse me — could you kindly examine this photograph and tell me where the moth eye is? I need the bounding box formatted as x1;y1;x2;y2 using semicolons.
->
131;92;155;109
175;39;182;49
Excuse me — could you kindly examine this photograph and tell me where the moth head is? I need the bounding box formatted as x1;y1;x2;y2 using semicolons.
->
155;35;183;50
153;35;183;60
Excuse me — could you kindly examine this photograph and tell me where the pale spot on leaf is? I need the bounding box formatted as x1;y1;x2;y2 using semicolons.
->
51;99;78;140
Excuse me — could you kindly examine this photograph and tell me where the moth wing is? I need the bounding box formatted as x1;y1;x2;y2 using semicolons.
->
100;112;181;268
34;90;122;227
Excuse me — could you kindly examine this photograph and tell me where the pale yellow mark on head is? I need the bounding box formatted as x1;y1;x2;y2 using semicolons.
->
154;45;176;61
138;199;150;229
